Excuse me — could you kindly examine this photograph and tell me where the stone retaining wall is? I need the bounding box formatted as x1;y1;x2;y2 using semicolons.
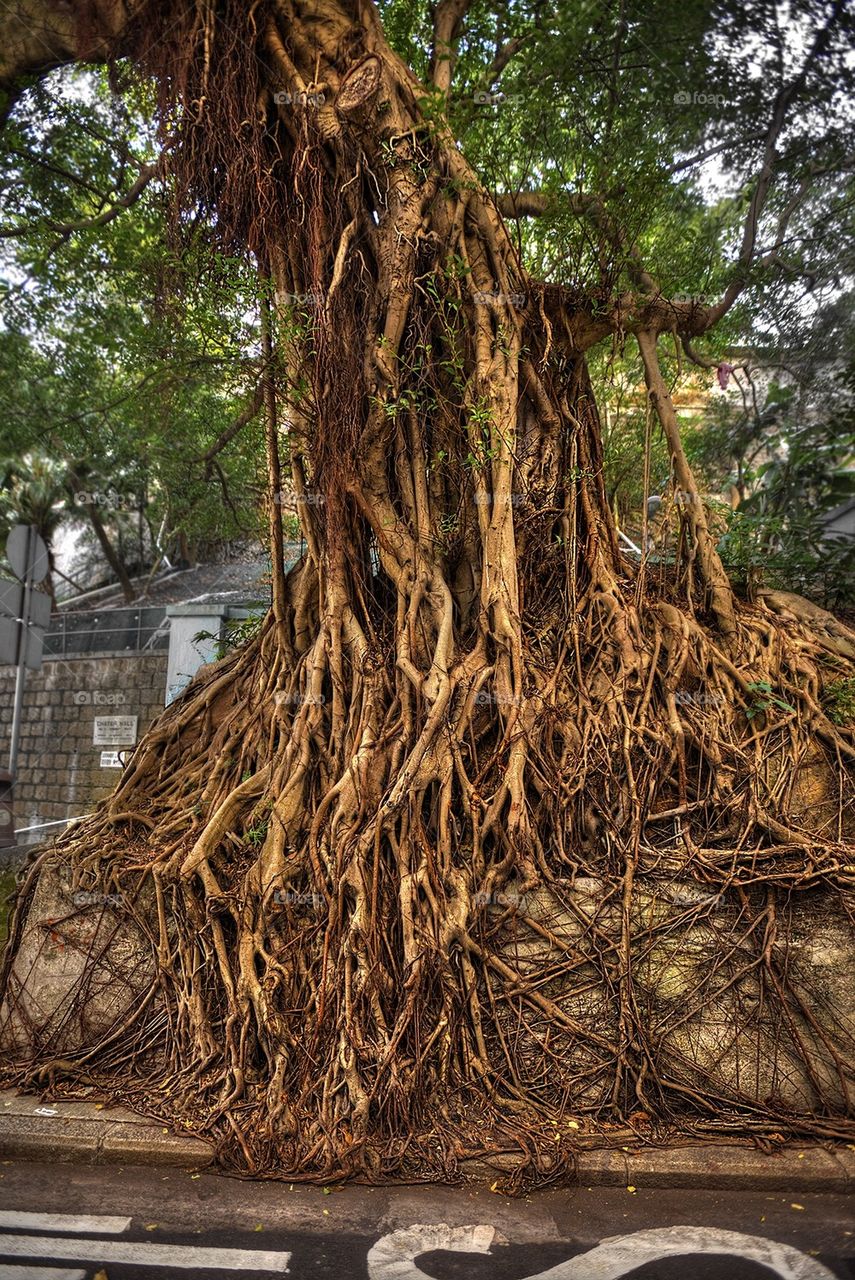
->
0;654;167;844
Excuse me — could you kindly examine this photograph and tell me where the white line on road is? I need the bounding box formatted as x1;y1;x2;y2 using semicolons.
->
0;1214;131;1235
0;1268;87;1279
0;1235;292;1273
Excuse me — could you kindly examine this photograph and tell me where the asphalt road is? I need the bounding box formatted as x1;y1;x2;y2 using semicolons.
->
0;1160;851;1279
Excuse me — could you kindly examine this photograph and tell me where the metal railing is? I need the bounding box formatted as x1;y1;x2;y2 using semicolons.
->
43;607;170;658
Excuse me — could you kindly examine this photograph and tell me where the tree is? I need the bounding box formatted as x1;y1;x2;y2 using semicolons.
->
0;450;67;603
1;0;854;1184
690;296;855;609
0;71;270;591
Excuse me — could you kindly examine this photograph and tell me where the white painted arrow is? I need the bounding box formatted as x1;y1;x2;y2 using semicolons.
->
366;1223;837;1280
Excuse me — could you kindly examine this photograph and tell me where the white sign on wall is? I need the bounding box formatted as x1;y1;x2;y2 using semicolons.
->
99;751;125;769
93;716;138;747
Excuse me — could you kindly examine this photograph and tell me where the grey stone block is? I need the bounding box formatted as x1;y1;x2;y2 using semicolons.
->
100;1122;214;1167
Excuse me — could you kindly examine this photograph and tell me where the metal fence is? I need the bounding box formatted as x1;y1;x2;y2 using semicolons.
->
43;607;170;658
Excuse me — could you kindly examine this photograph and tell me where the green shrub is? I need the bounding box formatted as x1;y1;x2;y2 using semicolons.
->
823;675;855;726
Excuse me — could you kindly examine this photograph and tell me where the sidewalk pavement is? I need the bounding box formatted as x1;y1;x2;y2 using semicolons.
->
0;1090;214;1168
1;1089;853;1190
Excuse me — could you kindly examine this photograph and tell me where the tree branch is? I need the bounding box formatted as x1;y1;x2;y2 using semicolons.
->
482;31;528;87
0;0;145;91
704;0;847;329
5;143;107;197
429;0;472;97
494;191;553;218
0;158;159;238
496;189;659;294
199;381;266;477
664;131;767;177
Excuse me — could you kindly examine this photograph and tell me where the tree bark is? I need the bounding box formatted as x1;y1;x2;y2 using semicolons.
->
84;498;136;602
0;0;853;1184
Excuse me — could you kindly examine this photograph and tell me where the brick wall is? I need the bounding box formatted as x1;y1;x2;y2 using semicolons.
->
0;653;167;844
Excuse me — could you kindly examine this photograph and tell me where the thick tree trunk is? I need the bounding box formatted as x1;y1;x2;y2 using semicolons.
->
85;502;136;603
1;0;854;1184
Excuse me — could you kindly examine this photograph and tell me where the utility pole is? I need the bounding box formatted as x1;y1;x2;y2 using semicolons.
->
0;524;51;845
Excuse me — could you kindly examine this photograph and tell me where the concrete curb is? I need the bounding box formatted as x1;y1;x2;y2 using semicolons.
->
576;1144;854;1192
460;1143;854;1192
0;1091;214;1167
2;1091;853;1189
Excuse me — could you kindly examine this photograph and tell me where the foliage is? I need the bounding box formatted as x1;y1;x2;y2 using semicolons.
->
193;609;266;661
716;506;855;608
744;680;796;720
0;451;66;548
2;4;854;597
823;675;855;726
696;295;855;607
0;69;269;589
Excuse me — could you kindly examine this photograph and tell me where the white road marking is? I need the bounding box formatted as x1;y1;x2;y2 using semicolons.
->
0;1236;291;1273
366;1223;837;1280
0;1214;130;1235
0;1269;86;1279
558;1226;838;1280
367;1224;496;1279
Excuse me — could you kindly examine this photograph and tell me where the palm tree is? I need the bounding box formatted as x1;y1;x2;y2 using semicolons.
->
0;452;68;606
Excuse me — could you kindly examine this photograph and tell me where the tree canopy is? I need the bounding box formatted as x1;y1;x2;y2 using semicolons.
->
2;1;854;597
